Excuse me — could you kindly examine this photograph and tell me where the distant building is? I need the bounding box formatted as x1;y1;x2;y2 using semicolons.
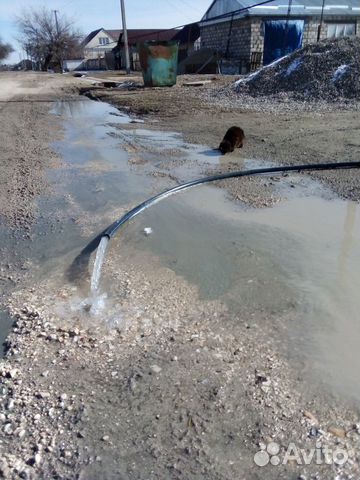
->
200;0;360;73
12;59;35;71
82;28;121;69
68;25;201;72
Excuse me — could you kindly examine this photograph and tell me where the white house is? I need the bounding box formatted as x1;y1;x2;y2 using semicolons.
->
82;28;121;68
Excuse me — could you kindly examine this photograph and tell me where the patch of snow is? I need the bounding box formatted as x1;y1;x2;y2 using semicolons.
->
332;64;349;82
234;54;290;86
284;57;302;76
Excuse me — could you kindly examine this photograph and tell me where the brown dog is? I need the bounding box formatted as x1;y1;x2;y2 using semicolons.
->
219;126;245;155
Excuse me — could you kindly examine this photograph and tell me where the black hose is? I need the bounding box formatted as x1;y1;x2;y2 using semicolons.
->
103;161;360;239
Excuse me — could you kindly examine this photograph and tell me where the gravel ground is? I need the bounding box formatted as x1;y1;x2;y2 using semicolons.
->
233;37;360;102
4;245;360;480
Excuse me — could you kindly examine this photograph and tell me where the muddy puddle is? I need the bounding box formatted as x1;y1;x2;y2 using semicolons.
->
108;186;360;400
3;98;360;404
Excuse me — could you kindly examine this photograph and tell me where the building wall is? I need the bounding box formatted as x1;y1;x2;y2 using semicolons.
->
201;15;359;72
200;18;252;71
200;18;233;54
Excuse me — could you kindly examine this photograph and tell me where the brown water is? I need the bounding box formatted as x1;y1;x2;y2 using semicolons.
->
47;100;360;401
111;184;360;400
3;98;360;403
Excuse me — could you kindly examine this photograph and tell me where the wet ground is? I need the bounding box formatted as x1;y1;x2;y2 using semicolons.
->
2;92;360;479
111;186;360;400
31;98;360;401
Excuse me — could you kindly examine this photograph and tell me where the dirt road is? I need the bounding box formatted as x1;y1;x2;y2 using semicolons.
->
0;71;360;480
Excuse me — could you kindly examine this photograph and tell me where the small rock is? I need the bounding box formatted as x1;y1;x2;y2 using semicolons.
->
150;364;162;374
59;393;68;401
37;391;50;399
328;426;346;438
0;460;10;478
309;426;321;438
34;454;41;465
260;381;271;393
255;371;268;385
303;410;319;426
102;435;110;442
4;423;13;434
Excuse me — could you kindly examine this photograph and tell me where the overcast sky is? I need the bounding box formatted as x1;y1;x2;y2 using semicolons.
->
0;0;211;64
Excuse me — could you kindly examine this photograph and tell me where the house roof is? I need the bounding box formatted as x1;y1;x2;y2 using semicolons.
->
172;23;200;43
118;29;179;45
201;0;360;23
104;30;122;41
82;28;122;47
82;28;103;46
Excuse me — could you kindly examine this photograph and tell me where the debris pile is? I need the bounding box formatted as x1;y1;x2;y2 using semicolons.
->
234;37;360;102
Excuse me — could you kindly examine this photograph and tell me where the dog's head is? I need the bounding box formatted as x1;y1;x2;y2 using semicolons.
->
219;139;232;155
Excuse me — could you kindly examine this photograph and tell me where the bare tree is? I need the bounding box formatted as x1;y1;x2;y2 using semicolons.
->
16;7;82;71
0;38;14;61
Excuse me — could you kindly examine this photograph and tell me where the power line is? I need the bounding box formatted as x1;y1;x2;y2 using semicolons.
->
113;0;278;44
166;0;198;21
177;0;204;14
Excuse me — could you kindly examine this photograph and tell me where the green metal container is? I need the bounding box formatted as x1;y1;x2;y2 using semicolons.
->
138;41;179;87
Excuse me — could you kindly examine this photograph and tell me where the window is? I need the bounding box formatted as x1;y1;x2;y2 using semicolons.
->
327;23;356;38
99;37;110;45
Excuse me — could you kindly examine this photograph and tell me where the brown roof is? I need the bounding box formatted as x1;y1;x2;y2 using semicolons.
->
104;30;122;41
118;29;179;45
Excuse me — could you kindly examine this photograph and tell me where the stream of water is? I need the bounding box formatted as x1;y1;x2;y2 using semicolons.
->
90;236;109;294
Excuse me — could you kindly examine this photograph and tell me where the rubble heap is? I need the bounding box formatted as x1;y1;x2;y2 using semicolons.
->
234;37;360;101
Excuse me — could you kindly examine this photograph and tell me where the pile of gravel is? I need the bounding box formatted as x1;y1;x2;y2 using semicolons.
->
233;37;360;102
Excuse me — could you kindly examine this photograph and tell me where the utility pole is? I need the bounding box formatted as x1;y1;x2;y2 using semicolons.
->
120;0;131;74
317;0;326;41
282;0;293;56
53;10;63;73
